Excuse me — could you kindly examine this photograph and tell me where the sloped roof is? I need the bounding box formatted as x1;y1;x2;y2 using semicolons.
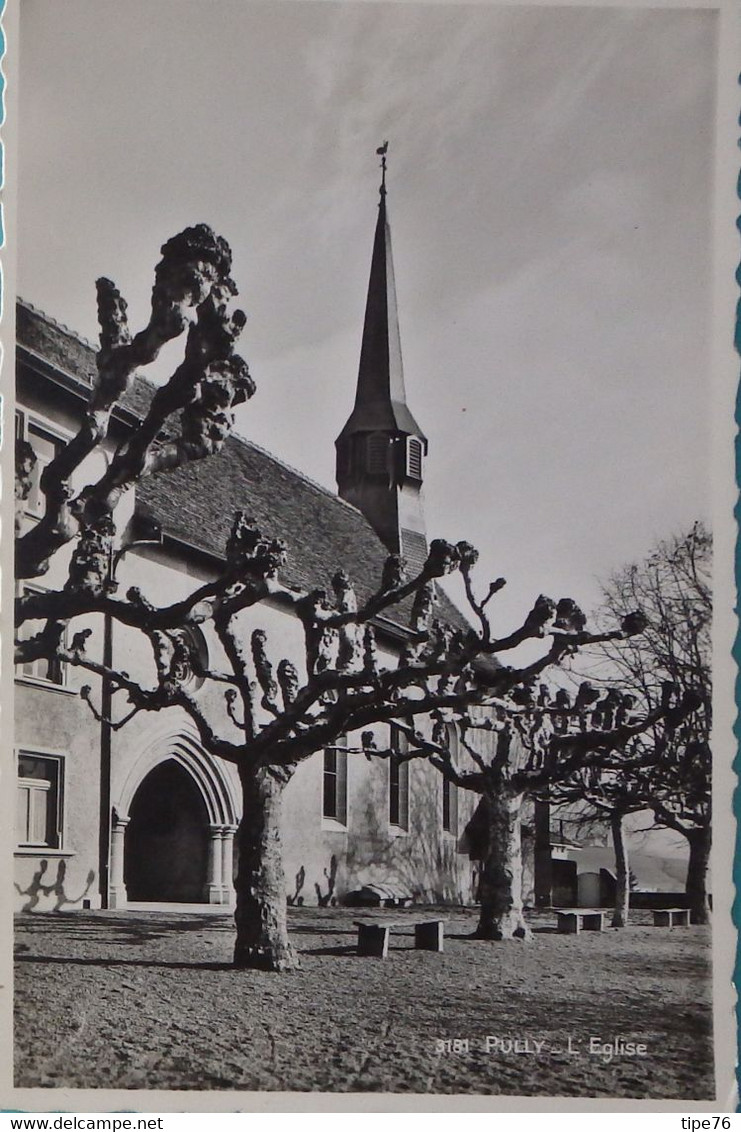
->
17;299;470;633
138;435;421;607
17;300;99;386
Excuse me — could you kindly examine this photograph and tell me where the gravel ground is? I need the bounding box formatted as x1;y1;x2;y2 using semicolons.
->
14;906;714;1099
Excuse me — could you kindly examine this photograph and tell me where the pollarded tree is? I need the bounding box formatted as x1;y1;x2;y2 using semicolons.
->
572;796;639;928
640;716;711;923
19;523;654;965
537;685;649;928
585;525;712;924
365;673;696;941
16;229;662;970
15;224;253;581
546;733;651;928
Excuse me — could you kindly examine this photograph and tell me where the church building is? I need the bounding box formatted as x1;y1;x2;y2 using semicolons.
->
15;169;537;914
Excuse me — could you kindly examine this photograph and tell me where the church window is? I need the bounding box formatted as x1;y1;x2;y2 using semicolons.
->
389;726;410;830
366;433;389;476
442;725;459;835
407;437;423;480
168;625;208;690
442;777;457;834
323;737;348;824
16;751;64;848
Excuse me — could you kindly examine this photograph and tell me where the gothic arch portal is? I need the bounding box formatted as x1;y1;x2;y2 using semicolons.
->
109;720;240;909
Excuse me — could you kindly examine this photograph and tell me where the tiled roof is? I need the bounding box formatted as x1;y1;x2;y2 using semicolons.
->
138;436;422;607
17;300;99;385
17;299;470;633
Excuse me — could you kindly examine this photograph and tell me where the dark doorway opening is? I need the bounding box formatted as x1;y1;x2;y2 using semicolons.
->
551;858;578;907
125;760;209;902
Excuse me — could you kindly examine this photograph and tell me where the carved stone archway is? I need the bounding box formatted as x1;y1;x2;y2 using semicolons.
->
110;721;239;909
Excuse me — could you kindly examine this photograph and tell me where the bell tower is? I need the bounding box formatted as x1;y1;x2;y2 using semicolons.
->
335;145;428;573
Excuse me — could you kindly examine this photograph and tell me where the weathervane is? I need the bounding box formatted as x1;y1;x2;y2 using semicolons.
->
376;140;389;195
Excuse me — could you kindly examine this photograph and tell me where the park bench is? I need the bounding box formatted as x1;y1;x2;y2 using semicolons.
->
354;916;446;958
652;907;690;927
555;908;606;934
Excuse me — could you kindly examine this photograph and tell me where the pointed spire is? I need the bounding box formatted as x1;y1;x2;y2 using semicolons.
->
337;145;426;441
335;148;428;561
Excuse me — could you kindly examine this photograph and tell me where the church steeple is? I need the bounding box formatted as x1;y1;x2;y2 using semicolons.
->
335;147;429;571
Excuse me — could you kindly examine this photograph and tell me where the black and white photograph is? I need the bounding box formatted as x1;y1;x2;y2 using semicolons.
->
5;0;737;1108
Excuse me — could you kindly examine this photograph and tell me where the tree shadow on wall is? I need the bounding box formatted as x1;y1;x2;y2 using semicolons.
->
344;769;473;906
284;856;339;910
286;865;306;907
14;860;96;913
315;855;338;906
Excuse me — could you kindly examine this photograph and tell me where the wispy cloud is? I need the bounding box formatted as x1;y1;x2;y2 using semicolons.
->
17;0;717;612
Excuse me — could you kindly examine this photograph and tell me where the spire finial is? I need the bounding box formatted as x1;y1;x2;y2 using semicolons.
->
376;140;389;196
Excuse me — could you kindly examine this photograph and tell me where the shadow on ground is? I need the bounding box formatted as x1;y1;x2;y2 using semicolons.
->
14;905;714;1099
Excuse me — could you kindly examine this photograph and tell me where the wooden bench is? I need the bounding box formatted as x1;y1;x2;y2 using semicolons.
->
354;917;446;958
555;908;606;934
652;907;690;927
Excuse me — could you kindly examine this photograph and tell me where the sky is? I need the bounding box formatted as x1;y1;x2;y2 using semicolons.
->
16;0;718;632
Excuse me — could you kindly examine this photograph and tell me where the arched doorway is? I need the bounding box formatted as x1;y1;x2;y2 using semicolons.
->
125;760;210;902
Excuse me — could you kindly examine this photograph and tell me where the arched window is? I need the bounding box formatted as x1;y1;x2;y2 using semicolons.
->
323;736;348;825
389;725;410;830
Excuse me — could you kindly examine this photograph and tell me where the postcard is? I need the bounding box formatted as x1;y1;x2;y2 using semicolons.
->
3;0;738;1112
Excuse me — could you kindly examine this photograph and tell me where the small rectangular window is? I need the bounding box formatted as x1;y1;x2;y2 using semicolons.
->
323;738;348;824
389;726;410;830
16;412;65;519
443;777;458;835
16;752;63;848
27;424;63;517
17;586;66;686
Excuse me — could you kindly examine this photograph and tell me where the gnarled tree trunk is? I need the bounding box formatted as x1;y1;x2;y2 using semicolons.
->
233;765;299;971
685;825;711;925
611;810;630;928
474;790;531;940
